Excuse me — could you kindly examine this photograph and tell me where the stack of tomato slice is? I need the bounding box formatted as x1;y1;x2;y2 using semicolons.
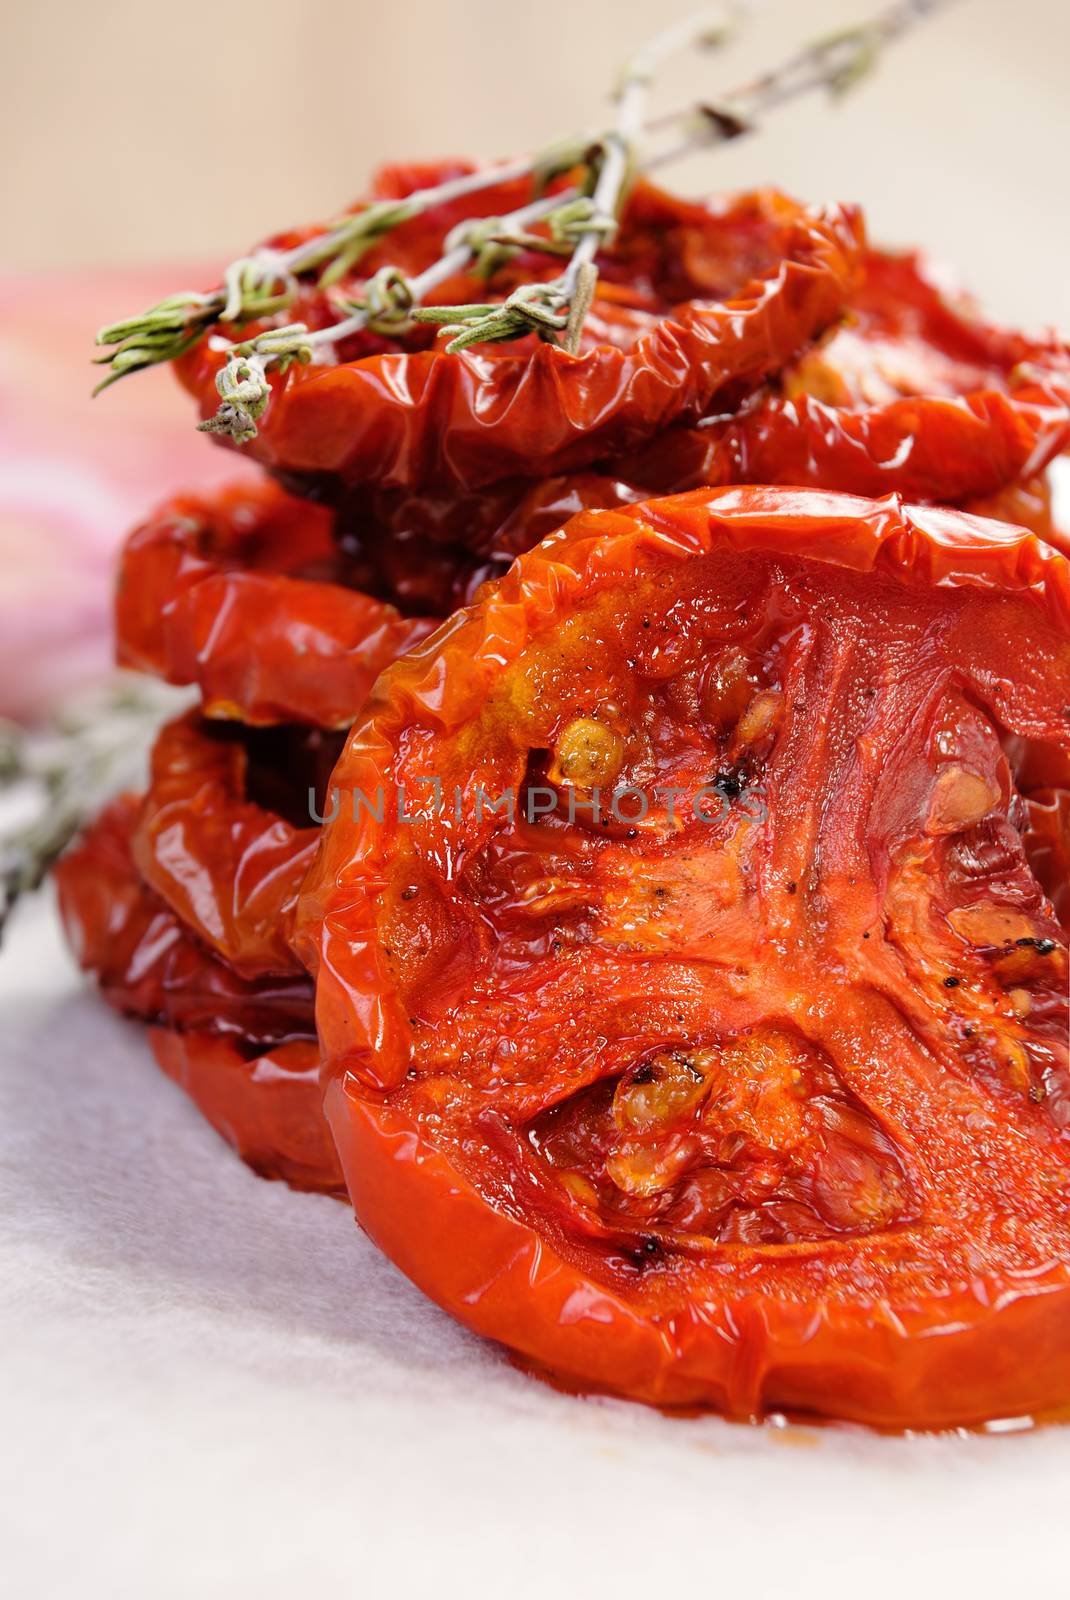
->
57;159;1070;1428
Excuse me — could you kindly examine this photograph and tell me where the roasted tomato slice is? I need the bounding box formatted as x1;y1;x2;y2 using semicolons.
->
148;1029;343;1195
328;245;1070;577
337;468;648;615
178;171;862;494
344;464;1068;627
966;473;1069;553
56;796;316;1046
117;479;435;727
343;465;1070;623
626;250;1070;506
57;798;343;1194
133;715;341;978
297;487;1070;1428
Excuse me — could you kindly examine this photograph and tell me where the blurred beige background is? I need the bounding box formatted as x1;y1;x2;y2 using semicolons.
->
2;0;1068;329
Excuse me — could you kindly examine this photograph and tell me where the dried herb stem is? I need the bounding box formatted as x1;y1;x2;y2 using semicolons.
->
0;679;186;941
93;0;963;426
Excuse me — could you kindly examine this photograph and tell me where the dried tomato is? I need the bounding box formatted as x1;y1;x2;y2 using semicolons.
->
966;473;1068;552
353;463;1069;605
1023;786;1070;926
133;715;340;978
177;178;863;493
625;250;1070;505
148;1029;343;1195
57;799;342;1192
117;480;435;727
337;468;646;616
345;240;1070;579
338;466;1069;669
56;796;316;1046
297;487;1070;1427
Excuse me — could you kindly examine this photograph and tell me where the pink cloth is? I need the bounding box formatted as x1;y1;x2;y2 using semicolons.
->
0;268;253;721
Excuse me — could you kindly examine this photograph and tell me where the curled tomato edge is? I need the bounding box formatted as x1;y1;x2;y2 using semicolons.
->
115;480;437;728
150;1027;345;1196
327;1075;1070;1430
177;190;864;492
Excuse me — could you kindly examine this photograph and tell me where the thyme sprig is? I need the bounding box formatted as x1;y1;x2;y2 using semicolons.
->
560;8;739;353
200;17;729;402
201;187;602;425
413;283;572;352
93;0;961;430
646;0;961;164
0;679;187;942
91;7;739;408
93;156;547;396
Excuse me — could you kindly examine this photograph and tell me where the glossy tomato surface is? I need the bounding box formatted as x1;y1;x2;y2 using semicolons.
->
57;795;317;1045
626;250;1070;505
117;479;435;727
57;797;344;1193
297;487;1070;1428
178;169;862;493
149;1028;344;1195
132;715;343;978
341;240;1070;576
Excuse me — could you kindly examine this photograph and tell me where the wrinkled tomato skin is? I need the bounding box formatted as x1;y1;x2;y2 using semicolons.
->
299;487;1070;1429
56;795;316;1045
326;1080;1070;1428
689;250;1070;506
160;227;1070;748
57;798;344;1194
336;245;1070;572
132;715;333;979
151;1030;344;1195
336;469;647;616
338;463;1070;613
632;237;1070;512
336;464;1069;630
177;174;863;494
967;474;1069;553
705;386;1070;507
117;479;435;727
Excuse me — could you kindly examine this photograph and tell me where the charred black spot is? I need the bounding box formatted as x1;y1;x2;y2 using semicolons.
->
625;1234;663;1268
711;769;746;801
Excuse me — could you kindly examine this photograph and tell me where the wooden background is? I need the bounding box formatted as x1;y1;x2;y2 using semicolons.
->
3;0;1067;328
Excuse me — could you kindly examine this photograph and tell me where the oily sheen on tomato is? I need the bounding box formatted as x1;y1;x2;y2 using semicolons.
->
340;245;1070;573
149;1028;344;1196
296;487;1070;1429
56;795;317;1046
177;170;863;493
117;479;435;728
132;715;344;979
55;796;343;1194
625;249;1070;506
